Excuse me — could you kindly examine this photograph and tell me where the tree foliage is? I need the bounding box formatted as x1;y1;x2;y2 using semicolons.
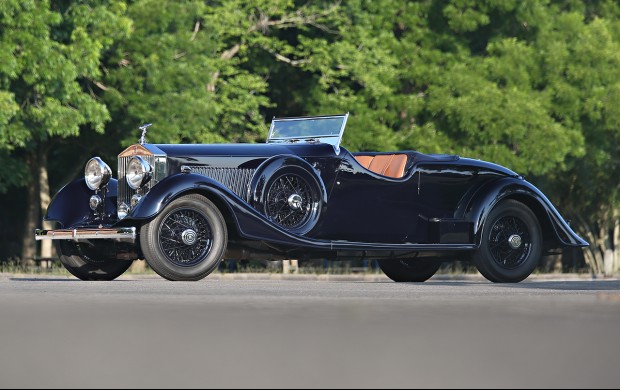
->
103;0;340;146
0;0;131;189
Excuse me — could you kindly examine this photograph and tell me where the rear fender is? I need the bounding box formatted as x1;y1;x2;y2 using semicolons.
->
464;177;588;248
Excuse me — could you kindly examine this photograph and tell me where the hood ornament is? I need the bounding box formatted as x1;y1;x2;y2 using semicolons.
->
139;123;152;145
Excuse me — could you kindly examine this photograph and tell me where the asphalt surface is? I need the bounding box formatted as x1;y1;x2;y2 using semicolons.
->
0;274;618;389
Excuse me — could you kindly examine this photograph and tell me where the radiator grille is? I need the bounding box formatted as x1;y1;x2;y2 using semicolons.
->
118;155;158;210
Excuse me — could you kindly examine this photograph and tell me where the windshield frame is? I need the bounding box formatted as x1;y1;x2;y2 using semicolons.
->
267;113;349;154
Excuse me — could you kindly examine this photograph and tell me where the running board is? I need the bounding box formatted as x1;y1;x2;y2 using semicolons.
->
327;241;476;251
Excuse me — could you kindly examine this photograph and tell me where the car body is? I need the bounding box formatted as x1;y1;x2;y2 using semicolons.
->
35;113;588;282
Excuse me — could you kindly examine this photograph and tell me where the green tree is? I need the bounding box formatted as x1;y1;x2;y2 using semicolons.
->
0;0;131;263
103;0;340;146
271;0;618;272
294;0;586;173
534;5;620;273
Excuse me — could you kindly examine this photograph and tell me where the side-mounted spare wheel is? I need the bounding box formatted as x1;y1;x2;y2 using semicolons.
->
473;199;542;283
250;156;325;235
140;194;227;281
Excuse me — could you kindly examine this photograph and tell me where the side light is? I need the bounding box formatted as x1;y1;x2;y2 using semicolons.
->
131;194;142;207
89;195;102;211
118;202;130;220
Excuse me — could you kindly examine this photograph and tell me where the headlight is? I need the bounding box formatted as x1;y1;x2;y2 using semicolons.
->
84;157;112;190
126;156;152;189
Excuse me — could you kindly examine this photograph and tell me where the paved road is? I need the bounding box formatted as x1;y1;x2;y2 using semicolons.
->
0;275;618;388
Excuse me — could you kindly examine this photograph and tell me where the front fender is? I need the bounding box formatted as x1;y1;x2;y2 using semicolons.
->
465;177;588;248
121;173;327;246
124;173;236;221
45;178;118;228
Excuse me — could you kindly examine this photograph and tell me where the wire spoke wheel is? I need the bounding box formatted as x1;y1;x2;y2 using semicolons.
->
473;199;542;283
488;216;532;269
250;158;325;235
266;173;317;230
158;208;213;267
141;194;227;281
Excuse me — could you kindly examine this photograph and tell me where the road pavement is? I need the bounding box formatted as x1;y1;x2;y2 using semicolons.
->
0;274;618;388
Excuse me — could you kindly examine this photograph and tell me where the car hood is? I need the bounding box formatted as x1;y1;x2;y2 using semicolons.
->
150;142;340;158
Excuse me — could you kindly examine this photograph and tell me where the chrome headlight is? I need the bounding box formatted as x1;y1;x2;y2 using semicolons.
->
84;157;112;190
126;156;152;190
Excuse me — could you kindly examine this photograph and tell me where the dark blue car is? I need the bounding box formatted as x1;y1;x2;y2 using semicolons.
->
35;114;587;282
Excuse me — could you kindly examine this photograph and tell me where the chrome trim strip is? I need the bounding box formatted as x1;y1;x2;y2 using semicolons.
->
35;227;136;242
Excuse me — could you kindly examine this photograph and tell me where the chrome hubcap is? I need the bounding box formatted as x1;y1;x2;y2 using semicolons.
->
181;229;198;245
508;234;522;249
287;194;303;210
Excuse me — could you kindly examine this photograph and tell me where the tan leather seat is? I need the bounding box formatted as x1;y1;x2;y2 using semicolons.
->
354;154;408;179
355;155;374;169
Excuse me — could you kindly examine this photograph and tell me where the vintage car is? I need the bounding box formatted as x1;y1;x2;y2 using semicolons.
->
35;113;588;282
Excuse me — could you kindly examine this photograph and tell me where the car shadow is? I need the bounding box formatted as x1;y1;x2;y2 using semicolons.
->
510;279;620;291
428;279;620;291
8;278;134;282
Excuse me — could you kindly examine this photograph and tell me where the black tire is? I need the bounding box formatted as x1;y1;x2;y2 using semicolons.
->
140;194;227;281
473;199;542;283
378;258;441;282
55;240;133;281
260;165;323;234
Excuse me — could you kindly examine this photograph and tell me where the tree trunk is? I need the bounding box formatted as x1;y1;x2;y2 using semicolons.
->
38;146;54;265
21;150;39;266
574;213;604;274
614;209;619;273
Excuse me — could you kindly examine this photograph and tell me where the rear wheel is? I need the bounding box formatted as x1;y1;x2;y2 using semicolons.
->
140;194;227;281
56;241;133;281
378;258;441;282
473;199;542;283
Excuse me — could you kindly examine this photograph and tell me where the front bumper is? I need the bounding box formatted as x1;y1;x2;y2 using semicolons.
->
35;227;136;242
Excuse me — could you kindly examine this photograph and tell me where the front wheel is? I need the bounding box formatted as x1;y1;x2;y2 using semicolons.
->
140;194;227;281
473;199;542;283
56;241;133;281
378;259;441;282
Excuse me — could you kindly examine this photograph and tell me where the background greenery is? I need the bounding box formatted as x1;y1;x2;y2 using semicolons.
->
0;0;618;273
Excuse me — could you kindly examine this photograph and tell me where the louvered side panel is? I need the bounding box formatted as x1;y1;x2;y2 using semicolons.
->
190;167;255;201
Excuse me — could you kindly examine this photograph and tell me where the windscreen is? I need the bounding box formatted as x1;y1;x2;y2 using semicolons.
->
267;113;348;153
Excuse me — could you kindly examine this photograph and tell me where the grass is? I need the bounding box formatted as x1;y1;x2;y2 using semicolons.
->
0;258;610;277
0;259;70;275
